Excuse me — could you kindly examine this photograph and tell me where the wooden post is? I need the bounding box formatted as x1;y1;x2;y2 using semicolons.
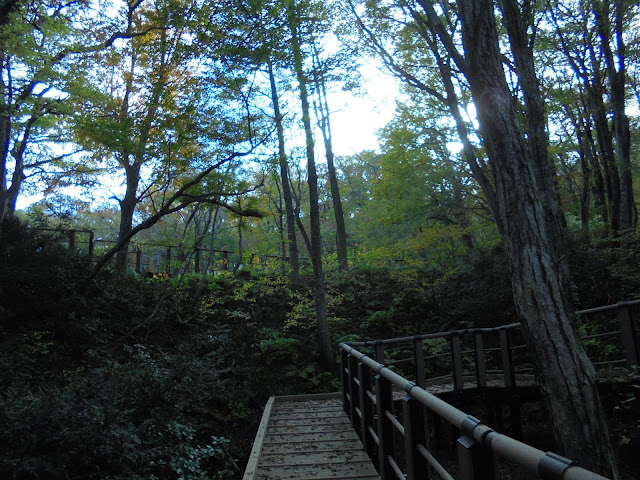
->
88;231;95;259
348;353;361;434
485;392;497;430
430;411;446;450
375;341;385;364
358;360;373;453
68;229;75;250
510;393;522;439
414;336;426;389
617;303;640;369
136;247;142;274
403;395;427;480
474;331;487;388
341;348;350;414
457;435;495;480
166;247;172;275
375;373;394;480
499;329;515;388
451;332;464;391
222;251;229;271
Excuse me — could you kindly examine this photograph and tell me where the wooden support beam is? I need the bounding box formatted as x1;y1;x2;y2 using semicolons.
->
403;394;427;480
474;331;487;388
375;373;394;480
451;333;464;391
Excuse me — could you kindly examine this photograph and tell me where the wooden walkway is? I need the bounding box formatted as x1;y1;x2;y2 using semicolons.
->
242;393;379;480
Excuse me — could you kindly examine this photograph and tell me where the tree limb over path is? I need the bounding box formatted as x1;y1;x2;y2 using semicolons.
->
84;149;264;284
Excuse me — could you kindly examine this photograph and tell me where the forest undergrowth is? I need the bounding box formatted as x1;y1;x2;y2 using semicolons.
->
1;218;639;479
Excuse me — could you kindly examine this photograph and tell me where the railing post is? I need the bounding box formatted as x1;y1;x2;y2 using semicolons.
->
341;347;350;415
222;251;229;270
617;303;640;369
414;336;426;389
375;341;385;364
358;359;373;453
88;231;95;259
375;372;394;480
457;435;495;480
166;247;172;275
136;247;142;274
451;332;464;391
348;353;361;434
474;331;487;389
403;394;427;480
499;329;515;388
68;229;75;251
510;393;522;439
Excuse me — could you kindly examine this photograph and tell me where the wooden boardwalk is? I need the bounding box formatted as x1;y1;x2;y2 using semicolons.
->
242;393;379;480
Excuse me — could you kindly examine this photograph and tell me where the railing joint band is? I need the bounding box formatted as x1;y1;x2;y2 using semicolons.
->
538;452;576;480
375;364;386;375
404;381;416;394
481;429;498;448
461;415;483;438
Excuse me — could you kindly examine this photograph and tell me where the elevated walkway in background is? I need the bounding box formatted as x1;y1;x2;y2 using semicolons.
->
242;393;379;480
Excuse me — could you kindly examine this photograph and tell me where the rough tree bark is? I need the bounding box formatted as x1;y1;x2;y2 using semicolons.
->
415;0;618;475
288;2;334;370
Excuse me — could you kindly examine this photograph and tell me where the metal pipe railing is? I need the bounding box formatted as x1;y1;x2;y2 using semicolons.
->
340;343;610;480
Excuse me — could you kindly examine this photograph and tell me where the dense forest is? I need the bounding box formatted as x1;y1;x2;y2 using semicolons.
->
1;0;639;479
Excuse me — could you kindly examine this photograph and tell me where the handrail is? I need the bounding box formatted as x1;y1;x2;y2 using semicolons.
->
340;343;610;480
347;300;639;385
347;323;522;348
577;299;640;315
339;300;639;479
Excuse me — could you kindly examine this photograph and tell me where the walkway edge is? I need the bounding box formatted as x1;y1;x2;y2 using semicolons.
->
242;396;276;480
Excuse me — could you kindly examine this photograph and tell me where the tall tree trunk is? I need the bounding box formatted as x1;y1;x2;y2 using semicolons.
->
116;161;141;271
580;105;609;229
268;59;300;284
0;55;13;229
590;91;621;232
563;103;591;234
550;7;620;234
234;199;243;273
576;125;591;235
192;204;218;304
0;88;34;228
595;0;634;230
418;0;618;475
289;3;334;370
311;46;348;270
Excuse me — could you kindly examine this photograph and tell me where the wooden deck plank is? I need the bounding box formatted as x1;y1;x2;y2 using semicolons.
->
243;393;379;480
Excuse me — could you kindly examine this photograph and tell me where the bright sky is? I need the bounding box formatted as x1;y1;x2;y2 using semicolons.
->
328;65;399;156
